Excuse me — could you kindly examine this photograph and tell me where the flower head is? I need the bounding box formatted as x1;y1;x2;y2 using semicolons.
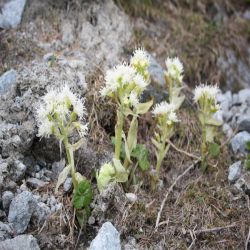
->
165;57;184;82
193;84;220;103
130;48;150;69
152;101;176;116
36;85;87;138
152;101;178;125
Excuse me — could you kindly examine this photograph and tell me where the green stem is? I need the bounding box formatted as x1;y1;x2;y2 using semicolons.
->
115;106;124;160
63;137;78;189
201;123;207;172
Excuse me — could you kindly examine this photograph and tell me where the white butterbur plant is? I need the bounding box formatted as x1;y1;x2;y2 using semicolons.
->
97;48;153;192
194;84;222;171
151;101;178;189
165;57;185;110
36;85;92;225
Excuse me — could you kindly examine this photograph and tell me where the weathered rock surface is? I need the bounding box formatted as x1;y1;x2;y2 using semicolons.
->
0;0;26;29
2;191;14;211
0;234;40;250
89;222;121;250
231;131;250;155
8;191;37;234
228;161;242;183
0;70;16;94
0;222;13;242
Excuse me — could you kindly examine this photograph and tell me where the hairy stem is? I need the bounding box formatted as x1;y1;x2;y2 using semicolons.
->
63;137;78;189
115;107;124;160
201;123;207;172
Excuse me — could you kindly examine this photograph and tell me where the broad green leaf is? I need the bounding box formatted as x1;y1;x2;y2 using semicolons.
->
206;126;216;143
73;180;93;209
127;117;138;153
113;158;128;183
208;142;220;157
75;207;91;227
55;165;70;193
171;95;185;110
131;144;150;171
122;132;131;162
136;99;153;114
205;117;222;126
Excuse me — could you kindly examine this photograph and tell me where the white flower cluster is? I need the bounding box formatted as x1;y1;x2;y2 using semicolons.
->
130;48;150;69
36;85;87;138
165;57;184;82
193;84;220;103
152;101;178;125
100;48;150;108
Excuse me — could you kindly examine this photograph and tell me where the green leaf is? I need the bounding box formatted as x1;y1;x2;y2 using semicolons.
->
131;144;150;171
205;117;222;126
208;142;220;157
206;126;216;143
75;207;91;227
73;180;93;210
55;165;70;193
123;132;131;162
136;99;153;114
246;141;250;151
113;158;128;183
127;117;138;153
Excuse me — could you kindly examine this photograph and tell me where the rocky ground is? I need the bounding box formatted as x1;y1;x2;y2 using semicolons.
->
0;0;250;249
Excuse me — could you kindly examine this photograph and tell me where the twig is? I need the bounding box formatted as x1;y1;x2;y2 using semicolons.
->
155;160;200;230
245;227;250;250
194;223;237;235
166;139;201;160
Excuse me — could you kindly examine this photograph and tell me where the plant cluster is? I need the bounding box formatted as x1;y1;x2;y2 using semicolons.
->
36;49;222;226
36;85;92;225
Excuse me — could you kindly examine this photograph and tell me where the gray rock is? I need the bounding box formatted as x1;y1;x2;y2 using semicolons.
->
26;178;48;189
0;0;26;29
228;161;242;183
213;110;223;124
0;70;16;95
148;55;165;86
238;89;250;104
0;234;40;250
237;115;250;133
89;222;121;250
13;160;27;182
0;222;13;242
234;172;250;195
125;193;137;202
51;159;65;180
231;131;250;155
8;191;37;234
243;10;250;20
217;50;250;90
63;177;72;193
2;191;14;211
32;202;50;225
